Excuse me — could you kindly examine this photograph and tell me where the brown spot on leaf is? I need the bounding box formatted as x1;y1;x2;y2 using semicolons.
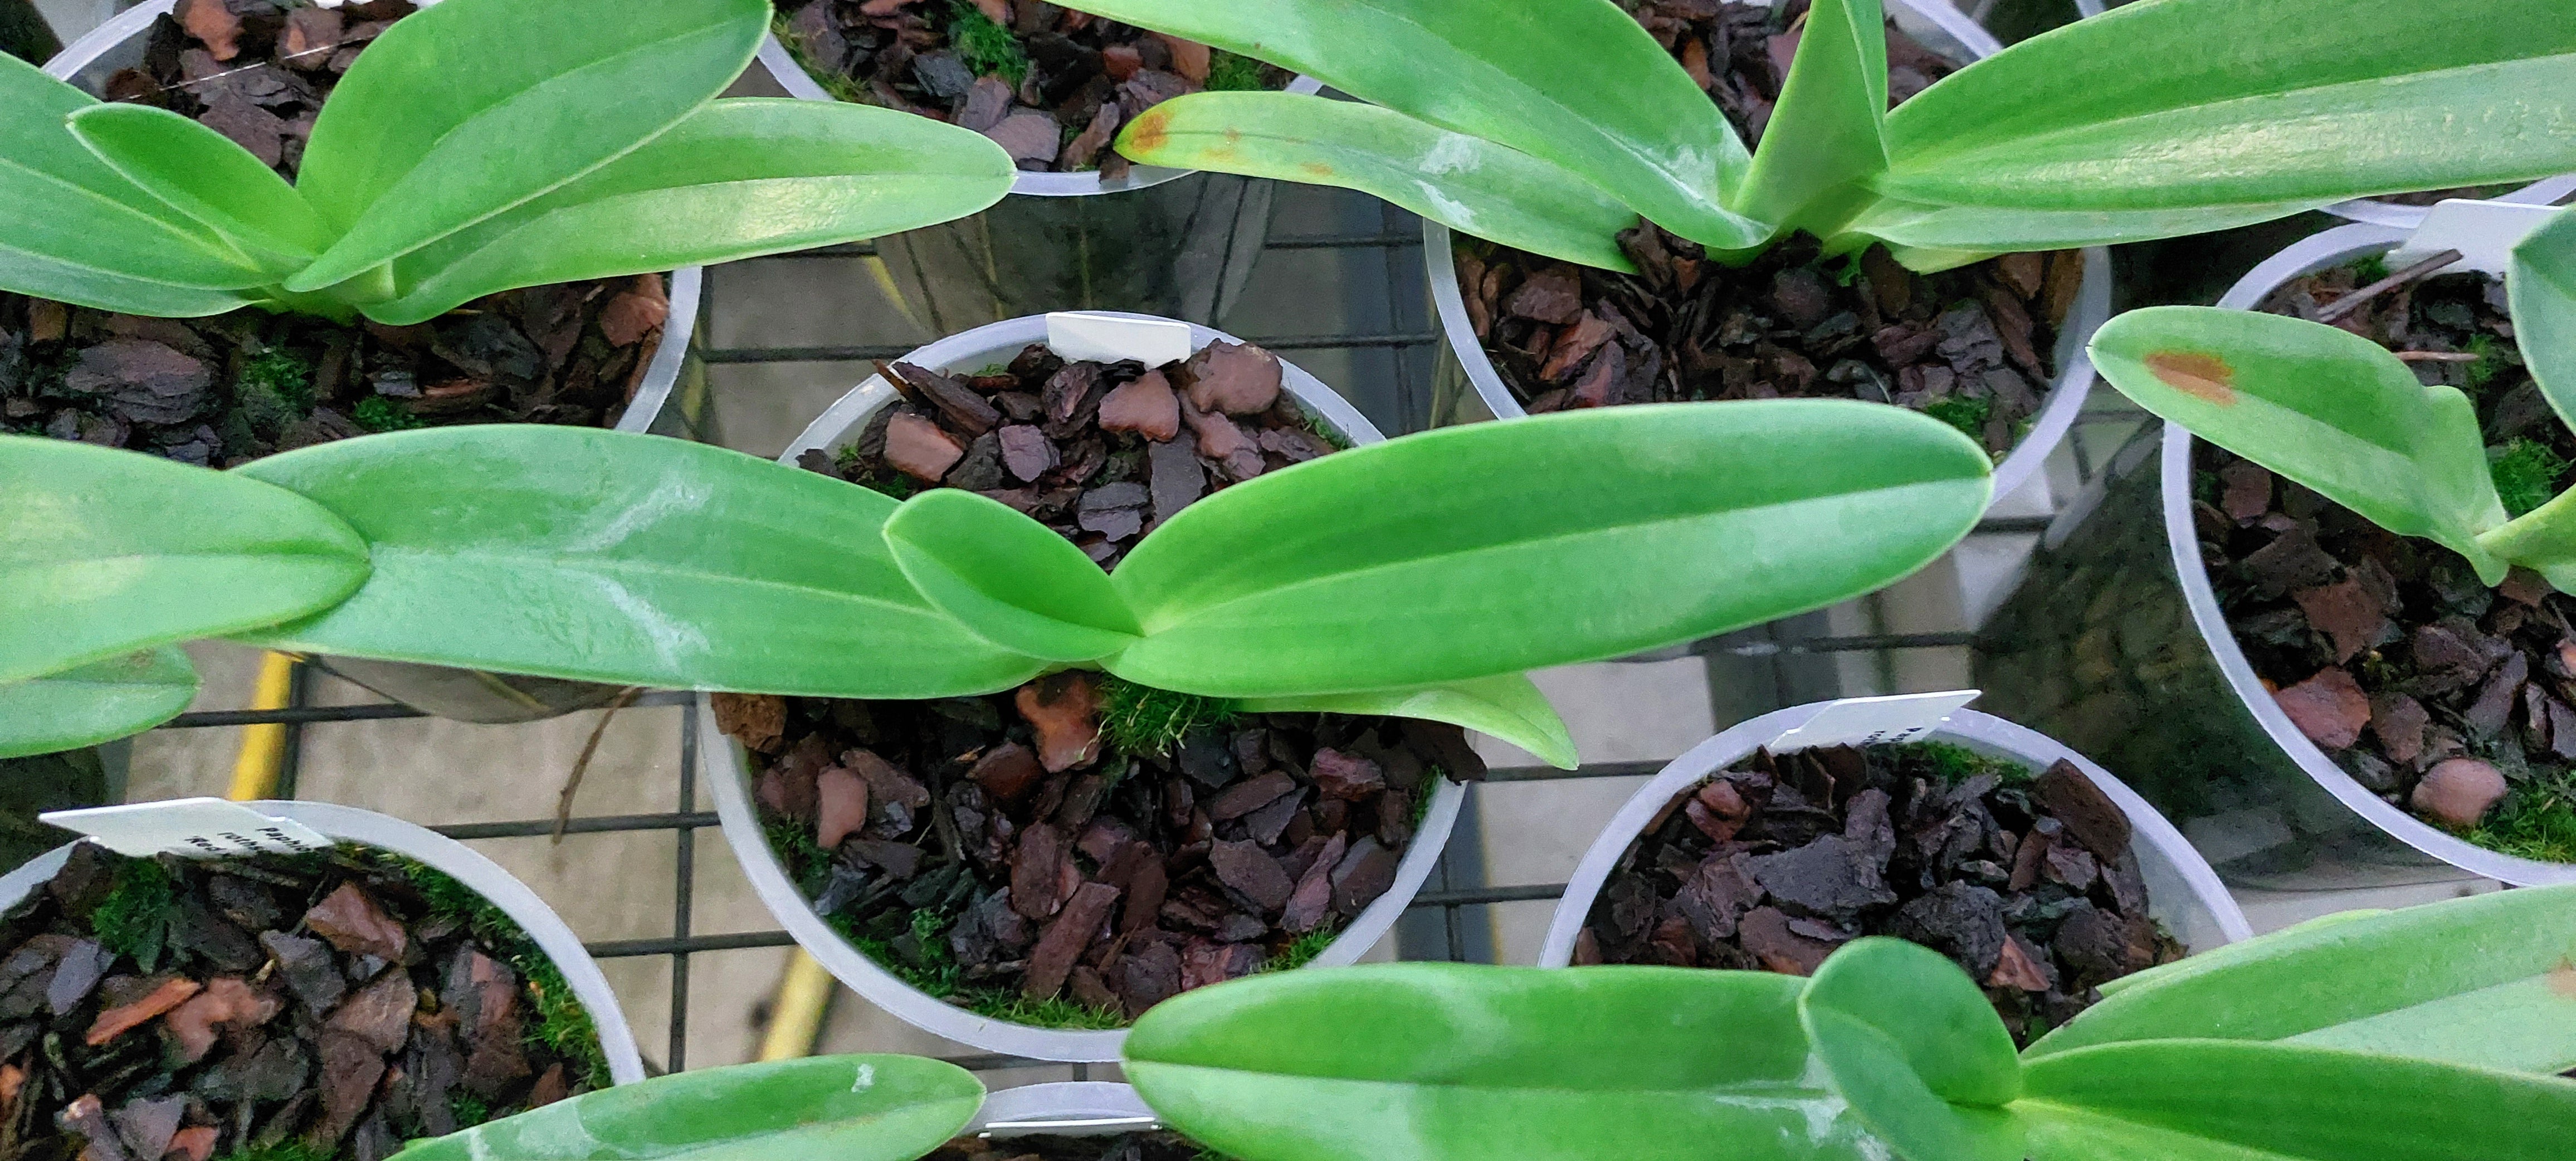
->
1124;107;1171;156
1299;161;1334;178
2144;350;2236;405
2549;958;2576;1000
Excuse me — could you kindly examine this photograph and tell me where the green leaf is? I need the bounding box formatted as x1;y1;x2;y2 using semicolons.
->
2508;204;2576;432
233;427;1047;698
0;52;265;315
1051;0;1765;249
2089;306;2509;582
0;435;369;684
1798;938;2022;1161
882;487;1140;664
2017;1040;2576;1161
1118;93;1637;272
1105;401;1990;698
1880;0;2576;223
1238;673;1574;770
1123;963;1887;1161
65;103;333;272
0;646;197;760
364;99;1017;325
1730;0;1888;237
1834;197;2330;272
389;1054;983;1161
2029;885;2576;1075
290;0;768;291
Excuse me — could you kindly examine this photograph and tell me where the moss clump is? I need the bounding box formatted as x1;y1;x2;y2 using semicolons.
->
1923;394;1991;443
2489;438;2566;519
947;2;1028;85
242;348;314;410
91;856;175;971
2350;255;2390;284
382;854;613;1090
959;993;1126;1030
447;1092;492;1130
353;396;423;433
1892;741;2034;789
770;14;871;104
1207;49;1267;92
2463;772;2576;863
215;1143;329;1161
1101;676;1236;757
1258;927;1338;975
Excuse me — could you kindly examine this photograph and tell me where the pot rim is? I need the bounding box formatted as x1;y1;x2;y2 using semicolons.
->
1535;701;2253;968
0;798;648;1086
964;1080;1157;1136
2157;220;2576;885
705;311;1464;1061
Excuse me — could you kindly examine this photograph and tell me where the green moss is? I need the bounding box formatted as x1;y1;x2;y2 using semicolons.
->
91;856;174;971
353;396;423;433
2350;255;2390;284
947;2;1028;86
1922;394;1992;443
215;1143;329;1161
1257;926;1339;975
1101;675;1236;757
2462;772;2576;863
447;1091;493;1129
242;348;314;411
959;993;1127;1030
769;13;871;104
2465;332;2510;392
2489;438;2566;519
380;855;612;1090
1207;49;1267;92
1895;741;2033;789
833;444;921;500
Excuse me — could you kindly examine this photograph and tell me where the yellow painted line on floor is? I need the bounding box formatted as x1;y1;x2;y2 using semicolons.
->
225;652;297;802
758;950;835;1061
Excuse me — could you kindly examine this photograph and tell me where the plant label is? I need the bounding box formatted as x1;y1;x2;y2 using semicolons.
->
1048;311;1196;368
40;798;335;858
1766;690;1980;752
2392;199;2563;276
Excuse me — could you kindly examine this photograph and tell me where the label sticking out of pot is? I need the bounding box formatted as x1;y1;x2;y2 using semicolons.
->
1765;690;1980;752
41;798;335;858
2392;199;2563;276
1046;312;1194;367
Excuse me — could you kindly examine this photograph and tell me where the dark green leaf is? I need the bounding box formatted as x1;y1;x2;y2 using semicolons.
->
66;103;331;274
0;646;197;759
882;487;1139;663
1798;938;2022;1161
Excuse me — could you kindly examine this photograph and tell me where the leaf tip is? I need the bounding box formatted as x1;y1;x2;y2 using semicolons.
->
2142;349;2236;406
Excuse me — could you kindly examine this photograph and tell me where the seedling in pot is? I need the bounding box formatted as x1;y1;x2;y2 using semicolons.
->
2091;204;2576;851
1118;886;2576;1161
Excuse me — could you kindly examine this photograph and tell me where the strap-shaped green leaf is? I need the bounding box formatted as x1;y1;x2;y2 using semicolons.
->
1106;402;1990;699
232;427;1046;698
1124;963;1887;1161
66;103;332;274
2029;886;2576;1075
1118;93;1637;272
1881;0;2576;217
1799;939;2022;1161
1731;0;1889;238
0;52;265;314
0;646;197;760
290;0;768;291
2508;204;2576;432
366;99;1016;325
0;435;370;684
1238;673;1575;770
2090;306;2509;581
2017;1041;2576;1161
1834;197;2329;272
389;1054;983;1161
1052;0;1764;250
883;488;1140;664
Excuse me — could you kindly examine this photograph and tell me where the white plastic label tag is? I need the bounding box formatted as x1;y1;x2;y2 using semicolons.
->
2390;199;2562;276
1047;312;1195;368
1765;691;1979;752
41;799;334;858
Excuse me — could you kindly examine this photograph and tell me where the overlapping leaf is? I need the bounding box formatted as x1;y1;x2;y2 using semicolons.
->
1728;0;1889;239
66;103;331;275
1799;939;2021;1161
0;647;197;760
2508;204;2576;431
883;487;1140;663
1239;673;1575;769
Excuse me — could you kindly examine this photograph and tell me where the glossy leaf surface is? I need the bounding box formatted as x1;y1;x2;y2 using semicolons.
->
1836;197;2327;272
368;99;1016;325
2090;306;2508;580
391;1054;983;1161
66;103;331;272
1124;963;1885;1161
1107;402;1990;697
233;428;1045;698
0;436;369;684
1800;939;2021;1161
1237;673;1575;770
291;0;767;290
0;647;197;760
883;487;1138;664
2508;204;2576;431
1729;0;1887;237
1052;0;1764;249
1118;93;1636;272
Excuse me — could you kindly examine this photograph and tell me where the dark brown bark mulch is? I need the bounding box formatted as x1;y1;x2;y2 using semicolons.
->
1578;742;2182;1046
1453;0;2082;460
931;1130;1209;1161
0;842;606;1161
0;0;669;466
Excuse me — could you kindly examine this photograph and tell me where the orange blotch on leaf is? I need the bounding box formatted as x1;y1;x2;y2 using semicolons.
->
2144;350;2237;405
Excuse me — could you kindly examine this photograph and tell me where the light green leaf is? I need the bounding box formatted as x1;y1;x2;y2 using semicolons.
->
1731;0;1888;238
233;427;1046;698
0;435;369;684
1881;0;2576;222
1118;93;1636;272
1124;963;1887;1161
2018;1041;2576;1161
1052;0;1764;249
290;0;768;291
2093;910;2388;998
2507;203;2576;432
65;103;332;273
389;1054;983;1161
1799;938;2022;1161
0;52;265;315
1106;401;1990;699
883;487;1139;664
2089;306;2509;582
1835;197;2330;272
2030;885;2576;1075
365;99;1016;325
1238;673;1574;770
0;646;197;760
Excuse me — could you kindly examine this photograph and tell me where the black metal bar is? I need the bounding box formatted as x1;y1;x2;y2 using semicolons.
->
1482;760;1670;783
1409;883;1564;907
1266;232;1422;250
432;812;720;840
274;660;313;799
586;930;797;959
672;707;700;1071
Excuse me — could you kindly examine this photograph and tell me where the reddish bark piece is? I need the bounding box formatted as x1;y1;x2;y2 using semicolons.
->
85;975;201;1046
199;92;287;168
958;76;1014;133
279;7;341;69
1180;399;1254;460
1988;934;2054;992
2043;843;2099;892
890;362;1002;436
843;748;930;814
168;1126;217;1161
1102;44;1143;81
814;767;870;850
2292;577;2388;665
1062;102;1120;169
1671;851;1760;942
1506;267;1584;324
325;969;415;1053
0;1062;20;1113
967;742;1046;806
1183;342;1282;415
1011;823;1073;919
598;289;669;349
710;692;785;752
1016;672;1104;771
166;977;284;1062
757;732;830;820
1282;832;1346;934
305;883;409;962
1156;33;1211;82
1329;837;1399;917
984;111;1062;165
1120;939;1182;1017
1023;881;1121;1000
57;1094;121;1161
1208;841;1294;912
1737;906;1836;976
884;413;965;482
2413;758;2509;827
1538;313;1618;381
1308;748;1386;801
64;339;212;426
110;1096;183;1161
2217;460;2272;523
310;1029;387;1145
1206;770;1296;822
2032;760;2133;863
527;1064;570;1110
1070;965;1120;1013
2501;569;2555;607
178;0;241;59
2272;667;2372;750
48;938;111;1016
1121;857;1168;935
1098;371;1181;440
998;425;1059;482
2370;692;2429;765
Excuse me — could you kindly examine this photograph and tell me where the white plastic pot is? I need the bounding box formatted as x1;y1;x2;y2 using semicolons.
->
705;311;1466;1062
0;798;647;1085
1422;0;2115;514
964;1081;1159;1137
1538;700;2252;967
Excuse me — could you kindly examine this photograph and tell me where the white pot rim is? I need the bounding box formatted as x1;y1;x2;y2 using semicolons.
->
1536;703;2252;968
0;799;647;1086
965;1081;1158;1136
2157;221;2576;886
